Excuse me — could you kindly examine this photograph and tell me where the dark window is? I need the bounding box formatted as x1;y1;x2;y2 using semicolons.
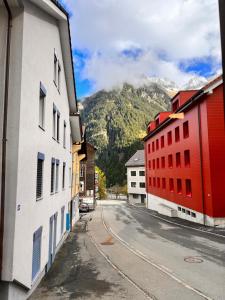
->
62;163;66;189
168;154;173;168
167;131;172;145
157;177;160;188
133;194;139;199
58;62;61;91
153;159;155;169
172;100;179;111
148;160;151;169
186;179;192;197
149;177;152;186
139;171;145;176
53;105;56;138
131;182;136;188
148;144;151;153
157;158;160;169
156;139;159;150
57;112;60;142
54;53;57;84
152;141;155;152
153;177;156;187
32;227;42;280
161;157;165;168
39;83;46;129
169;178;174;192
162;178;166;189
55;160;59;192
175;126;180;142
131;171;136;176
184;150;190;167
176;152;181;167
61;206;65;235
183;121;189;138
51;159;55;193
36;154;44;200
161;136;164;148
140;182;145;188
155;118;159;126
177;179;182;194
63;121;66;148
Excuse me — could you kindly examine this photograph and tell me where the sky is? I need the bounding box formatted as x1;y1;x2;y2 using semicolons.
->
60;0;222;99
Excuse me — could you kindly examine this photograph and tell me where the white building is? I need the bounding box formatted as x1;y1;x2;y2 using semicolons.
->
0;1;82;299
125;150;147;205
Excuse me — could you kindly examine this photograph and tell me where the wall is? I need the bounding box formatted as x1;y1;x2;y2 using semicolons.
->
127;166;146;196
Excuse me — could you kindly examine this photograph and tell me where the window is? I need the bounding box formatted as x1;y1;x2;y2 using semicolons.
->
183;121;189;138
58;62;61;91
63;121;66;148
131;171;136;176
157;177;160;188
161;136;164;148
152;141;155;152
176;152;181;167
162;178;166;189
149;177;152;186
153;159;155;169
156;139;159;150
186;179;192;197
53;104;56;138
55;160;59;192
54;52;57;84
32;227;42;281
184;150;190;167
175;127;180;142
172;100;179;111
133;194;139;199
57;111;60;142
62;163;66;189
39;83;46;129
148;144;151;153
153;177;156;187
155;118;159;126
51;158;55;194
157;158;160;169
131;182;136;188
61;206;65;235
140;182;145;188
168;154;173;168
169;178;174;192
161;157;165;168
167;131;172;145
36;153;44;200
149;160;151;169
177;179;182;194
139;171;145;176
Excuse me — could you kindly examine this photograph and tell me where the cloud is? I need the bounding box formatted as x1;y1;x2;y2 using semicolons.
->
63;0;222;93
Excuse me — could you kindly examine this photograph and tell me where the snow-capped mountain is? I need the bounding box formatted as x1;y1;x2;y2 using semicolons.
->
182;77;208;90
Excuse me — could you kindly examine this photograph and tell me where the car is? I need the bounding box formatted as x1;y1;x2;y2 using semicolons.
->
79;202;89;213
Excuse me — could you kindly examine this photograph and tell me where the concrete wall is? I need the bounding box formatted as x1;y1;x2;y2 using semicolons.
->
2;0;73;291
127;166;146;195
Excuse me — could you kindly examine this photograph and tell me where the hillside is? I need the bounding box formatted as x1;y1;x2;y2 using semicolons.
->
80;82;171;186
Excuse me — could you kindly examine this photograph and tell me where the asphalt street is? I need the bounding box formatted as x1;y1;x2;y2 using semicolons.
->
30;200;225;299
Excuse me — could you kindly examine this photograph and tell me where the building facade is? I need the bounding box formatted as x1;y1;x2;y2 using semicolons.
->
125;150;146;205
0;1;82;299
144;76;225;227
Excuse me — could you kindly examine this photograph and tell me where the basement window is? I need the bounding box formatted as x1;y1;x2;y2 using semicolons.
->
167;131;172;145
184;150;190;167
168;154;173;168
186;179;192;197
175;126;180;142
183;121;189;138
169;178;174;192
191;212;196;218
177;179;182;194
161;136;165;148
176;152;181;167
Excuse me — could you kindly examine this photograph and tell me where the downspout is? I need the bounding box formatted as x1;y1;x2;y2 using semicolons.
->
198;104;206;226
0;0;12;277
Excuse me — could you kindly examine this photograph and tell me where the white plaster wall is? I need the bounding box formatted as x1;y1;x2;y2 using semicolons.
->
127;166;146;195
3;1;74;288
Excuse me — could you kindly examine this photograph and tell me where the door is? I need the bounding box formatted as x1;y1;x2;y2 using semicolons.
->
47;216;53;271
141;194;146;204
53;212;58;260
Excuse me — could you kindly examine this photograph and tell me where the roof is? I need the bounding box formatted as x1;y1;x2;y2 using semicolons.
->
125;150;145;167
143;75;223;142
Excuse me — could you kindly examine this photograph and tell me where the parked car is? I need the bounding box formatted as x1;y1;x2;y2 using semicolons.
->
79;202;89;213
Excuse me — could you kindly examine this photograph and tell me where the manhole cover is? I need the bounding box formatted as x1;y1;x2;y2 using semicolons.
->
184;256;203;263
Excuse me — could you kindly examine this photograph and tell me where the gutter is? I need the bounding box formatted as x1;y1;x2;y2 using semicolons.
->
0;0;12;278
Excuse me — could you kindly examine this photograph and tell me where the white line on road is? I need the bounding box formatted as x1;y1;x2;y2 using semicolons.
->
101;207;213;300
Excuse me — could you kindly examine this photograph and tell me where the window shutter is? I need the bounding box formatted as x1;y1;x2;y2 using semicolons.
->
32;227;42;280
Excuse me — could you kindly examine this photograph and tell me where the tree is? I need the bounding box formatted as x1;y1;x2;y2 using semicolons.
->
95;166;107;199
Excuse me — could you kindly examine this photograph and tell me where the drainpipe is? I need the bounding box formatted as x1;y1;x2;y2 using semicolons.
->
0;0;12;278
197;104;206;226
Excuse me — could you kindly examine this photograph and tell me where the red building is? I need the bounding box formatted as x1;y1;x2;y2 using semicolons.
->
144;76;225;227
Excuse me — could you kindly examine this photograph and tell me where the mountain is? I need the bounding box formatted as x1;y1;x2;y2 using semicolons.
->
80;82;171;187
183;77;208;90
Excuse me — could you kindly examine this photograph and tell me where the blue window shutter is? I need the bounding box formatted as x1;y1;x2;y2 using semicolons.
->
38;152;45;161
32;227;42;280
66;213;70;231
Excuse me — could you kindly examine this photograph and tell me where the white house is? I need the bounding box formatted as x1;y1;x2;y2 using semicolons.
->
0;1;82;299
125;150;147;205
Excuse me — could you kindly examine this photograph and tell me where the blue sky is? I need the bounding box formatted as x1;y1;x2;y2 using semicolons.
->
60;0;222;99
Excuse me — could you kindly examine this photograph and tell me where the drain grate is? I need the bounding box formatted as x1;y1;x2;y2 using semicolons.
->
184;256;203;263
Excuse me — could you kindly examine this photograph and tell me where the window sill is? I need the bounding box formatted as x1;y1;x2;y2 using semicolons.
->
39;125;45;132
36;197;43;201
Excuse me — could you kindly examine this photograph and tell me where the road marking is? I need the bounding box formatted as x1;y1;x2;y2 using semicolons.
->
128;205;225;239
101;207;213;300
87;231;155;300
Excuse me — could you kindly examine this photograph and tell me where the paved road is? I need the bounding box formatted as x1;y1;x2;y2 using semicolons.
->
31;200;225;299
